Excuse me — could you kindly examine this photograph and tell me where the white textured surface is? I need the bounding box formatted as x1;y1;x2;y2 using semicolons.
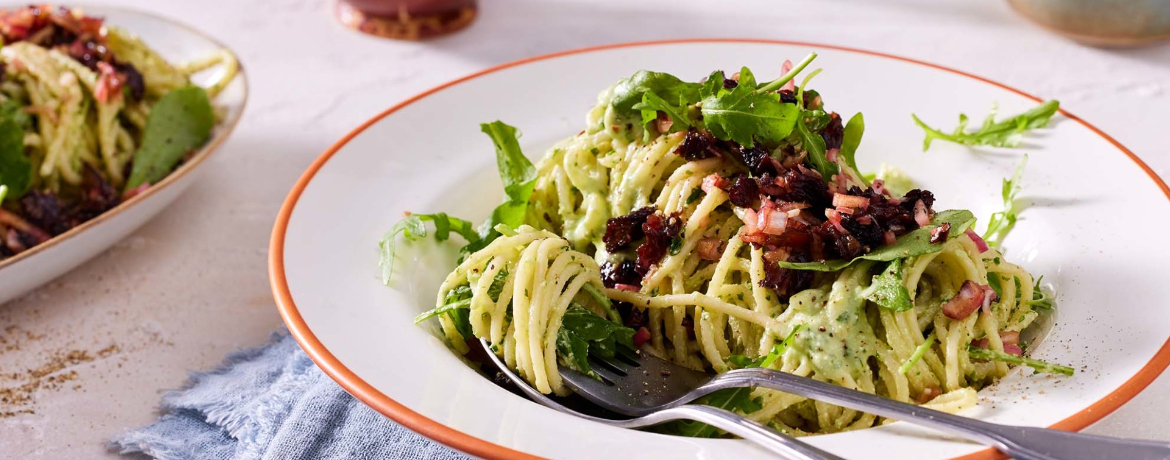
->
1;0;1168;459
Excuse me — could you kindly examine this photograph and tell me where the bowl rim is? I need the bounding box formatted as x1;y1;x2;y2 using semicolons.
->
269;38;1170;460
0;4;250;274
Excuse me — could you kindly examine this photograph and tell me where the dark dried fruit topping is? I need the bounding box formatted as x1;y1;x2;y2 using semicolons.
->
600;260;641;288
761;251;814;301
636;212;683;273
603;207;655;252
782;167;832;209
778;89;797;104
739;145;781;177
901;189;935;212
821;112;844;150
728;175;758;207
677;129;716;161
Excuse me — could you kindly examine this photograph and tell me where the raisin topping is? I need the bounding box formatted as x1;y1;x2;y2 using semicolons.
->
727;175;759;207
739;145;781;177
600;260;641;288
782;167;832;209
760;251;814;301
20;190;69;236
821;112;844;150
677;129;715;161
778;89;797;104
603;207;654;252
635;212;683;273
901;189;935;212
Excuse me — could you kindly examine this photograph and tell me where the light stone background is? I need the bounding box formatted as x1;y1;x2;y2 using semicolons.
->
1;0;1168;458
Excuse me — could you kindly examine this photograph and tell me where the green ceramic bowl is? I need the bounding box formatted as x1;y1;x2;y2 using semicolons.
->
1010;0;1170;46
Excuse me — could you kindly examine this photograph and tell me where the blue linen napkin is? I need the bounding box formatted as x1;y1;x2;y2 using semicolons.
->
110;332;476;460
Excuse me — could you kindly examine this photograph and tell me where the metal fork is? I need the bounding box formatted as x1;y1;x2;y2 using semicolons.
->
478;339;845;460
566;348;1170;460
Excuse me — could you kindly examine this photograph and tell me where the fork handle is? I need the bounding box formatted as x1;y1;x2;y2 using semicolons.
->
727;368;1170;460
661;405;847;460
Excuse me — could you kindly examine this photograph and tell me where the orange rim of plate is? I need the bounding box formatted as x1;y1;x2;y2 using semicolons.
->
270;38;1170;460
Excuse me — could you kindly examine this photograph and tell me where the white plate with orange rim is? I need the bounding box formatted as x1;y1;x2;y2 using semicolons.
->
270;39;1170;460
0;5;247;305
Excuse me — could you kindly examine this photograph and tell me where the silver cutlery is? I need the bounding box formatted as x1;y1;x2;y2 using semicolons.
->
562;345;1170;460
479;339;845;460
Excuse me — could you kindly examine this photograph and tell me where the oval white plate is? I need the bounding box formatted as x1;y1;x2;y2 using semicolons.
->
0;5;247;304
271;40;1170;460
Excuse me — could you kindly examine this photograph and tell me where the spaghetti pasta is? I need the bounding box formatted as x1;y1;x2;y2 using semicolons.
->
399;58;1065;437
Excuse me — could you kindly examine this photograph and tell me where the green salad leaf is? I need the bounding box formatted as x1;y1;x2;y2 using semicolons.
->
555;305;635;379
380;212;478;285
794;108;835;178
657;387;763;438
728;324;804;369
464;121;538;255
379;121;536;285
1027;275;1054;310
755;53;818;94
983;155;1026;247
633;91;692;132
913;100;1059;151
0;115;30;199
125;86;215;190
0;185;7;203
611;70;701;114
775;210;976;272
701;68;800;147
840;112;865;179
864;259;914;311
968;345;1074;376
899;332;935;374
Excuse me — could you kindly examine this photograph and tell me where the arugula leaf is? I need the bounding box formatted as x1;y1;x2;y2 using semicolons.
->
899;332;935;374
776;209;977;271
968;345;1073;376
462;121;538;255
755;53;818;94
380;121;535;285
0;116;30;199
864;259;914;311
556;328;595;377
983;155;1026;247
0;99;31;130
1028;275;1053;310
611;70;701;114
379;212;478;285
840;112;865;180
125;86;215;190
414;269;510;324
633;91;692;132
701;67;800;147
987;273;1004;300
556;305;636;379
728;324;805;369
658;387;763;438
794;109;835;178
913;100;1059;151
413;298;472;323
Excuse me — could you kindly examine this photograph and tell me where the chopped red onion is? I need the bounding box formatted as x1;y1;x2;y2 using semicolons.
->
832;193;869;209
965;229;990;253
943;280;986;320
